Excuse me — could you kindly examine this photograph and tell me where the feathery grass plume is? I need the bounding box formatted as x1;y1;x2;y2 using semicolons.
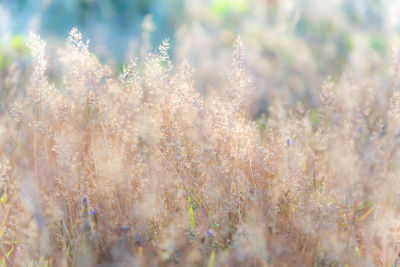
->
27;33;48;105
228;35;253;116
2;12;400;265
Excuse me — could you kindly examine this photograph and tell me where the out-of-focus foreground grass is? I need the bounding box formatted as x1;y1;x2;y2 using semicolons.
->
2;0;400;266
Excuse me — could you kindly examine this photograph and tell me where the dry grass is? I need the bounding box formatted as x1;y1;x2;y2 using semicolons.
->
1;24;400;266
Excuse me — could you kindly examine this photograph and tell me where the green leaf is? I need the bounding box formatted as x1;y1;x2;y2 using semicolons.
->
65;243;71;259
6;247;13;257
353;246;360;258
0;227;5;239
187;194;195;232
208;250;215;267
0;193;7;205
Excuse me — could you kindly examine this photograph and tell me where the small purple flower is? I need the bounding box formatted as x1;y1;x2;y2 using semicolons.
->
82;196;88;206
358;126;363;134
90;210;96;215
286;137;296;146
121;225;131;231
135;234;142;245
206;230;212;236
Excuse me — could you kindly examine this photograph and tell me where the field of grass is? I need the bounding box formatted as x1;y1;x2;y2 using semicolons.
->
2;1;400;266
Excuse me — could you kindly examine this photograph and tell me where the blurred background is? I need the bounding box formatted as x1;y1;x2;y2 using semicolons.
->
1;0;399;114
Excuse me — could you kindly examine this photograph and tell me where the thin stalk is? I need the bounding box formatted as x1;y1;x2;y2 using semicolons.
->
34;102;38;195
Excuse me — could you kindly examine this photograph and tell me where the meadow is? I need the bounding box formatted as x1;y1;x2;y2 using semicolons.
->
1;1;400;266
